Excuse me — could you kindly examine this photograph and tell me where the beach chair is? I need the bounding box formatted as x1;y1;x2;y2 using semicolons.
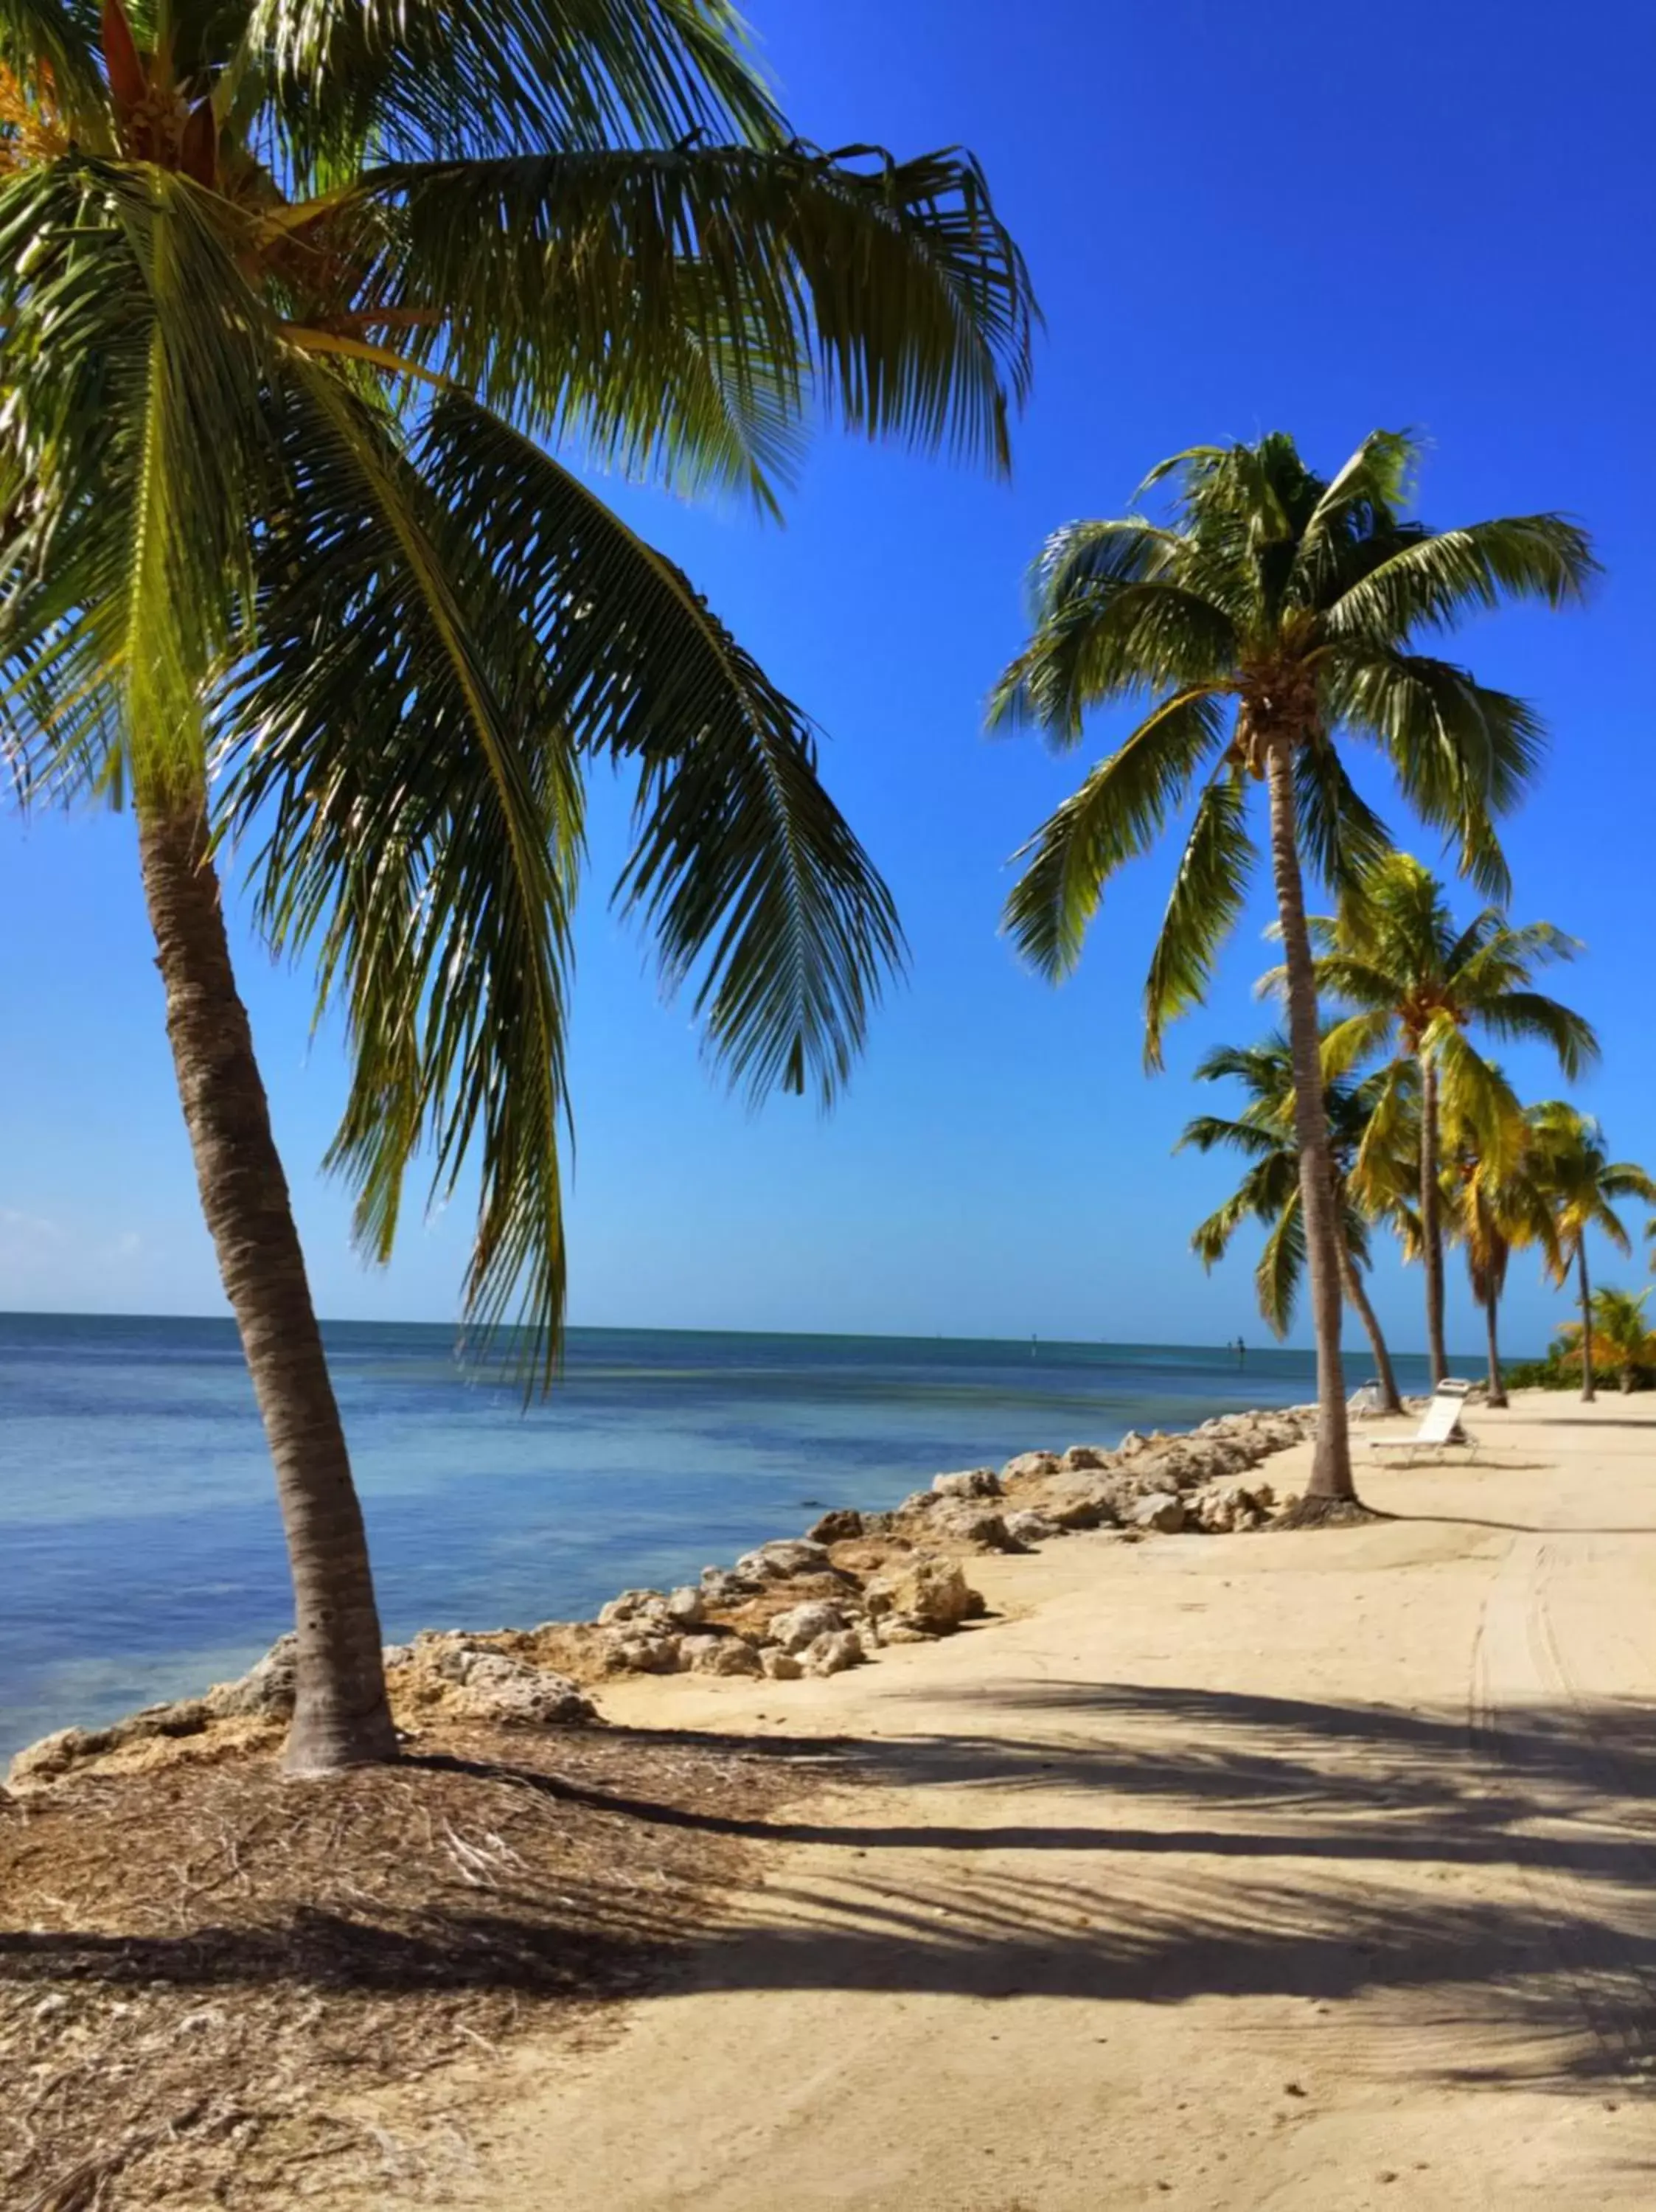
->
1347;1382;1382;1418
1364;1379;1481;1467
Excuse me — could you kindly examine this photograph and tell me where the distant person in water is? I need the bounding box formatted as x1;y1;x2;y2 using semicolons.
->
1234;1336;1246;1367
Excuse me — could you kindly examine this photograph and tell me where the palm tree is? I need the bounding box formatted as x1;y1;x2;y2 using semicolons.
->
1442;1111;1559;1409
989;431;1595;1520
1304;852;1597;1387
1528;1107;1656;1403
1560;1287;1656;1395
1179;1034;1406;1415
0;1;1035;1770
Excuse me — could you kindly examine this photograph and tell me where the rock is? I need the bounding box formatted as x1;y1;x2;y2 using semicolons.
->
801;1630;866;1677
204;1632;298;1719
759;1648;804;1680
807;1509;865;1545
598;1589;667;1627
1061;1444;1113;1472
104;1698;209;1750
877;1621;933;1645
1039;1477;1122;1531
450;1654;595;1725
865;1556;975;1636
932;1467;1002;1500
931;1506;1026;1553
1117;1430;1149;1458
664;1586;706;1627
599;1631;682;1675
699;1568;759;1605
1002;1451;1062;1483
734;1540;832;1582
898;1491;939;1516
768;1600;849;1654
682;1635;763;1677
8;1726;115;1787
1131;1492;1186;1534
383;1643;414;1669
1004;1509;1062;1545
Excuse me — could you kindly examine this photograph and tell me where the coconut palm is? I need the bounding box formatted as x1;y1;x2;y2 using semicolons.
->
1528;1107;1656;1403
1560;1287;1656;1395
1441;1109;1559;1409
1179;1034;1407;1415
989;430;1595;1517
0;0;1035;1770
1298;852;1597;1386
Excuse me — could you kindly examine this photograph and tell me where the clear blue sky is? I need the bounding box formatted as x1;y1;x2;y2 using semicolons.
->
2;0;1652;1355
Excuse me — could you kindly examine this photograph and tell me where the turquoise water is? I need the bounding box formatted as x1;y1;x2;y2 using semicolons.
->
0;1314;1433;1759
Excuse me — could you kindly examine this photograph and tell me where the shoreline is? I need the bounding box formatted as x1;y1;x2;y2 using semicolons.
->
7;1401;1317;1790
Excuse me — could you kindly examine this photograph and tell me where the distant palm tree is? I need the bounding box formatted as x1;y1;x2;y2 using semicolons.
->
0;0;1035;1770
1179;1034;1406;1415
1529;1107;1656;1403
1302;852;1596;1385
990;430;1595;1519
1560;1287;1656;1395
1442;1111;1559;1409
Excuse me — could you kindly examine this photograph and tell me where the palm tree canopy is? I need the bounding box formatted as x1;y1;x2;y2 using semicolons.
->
1528;1103;1656;1279
1178;1029;1397;1335
1559;1287;1656;1372
989;430;1596;1064
0;0;1037;1375
1272;849;1598;1178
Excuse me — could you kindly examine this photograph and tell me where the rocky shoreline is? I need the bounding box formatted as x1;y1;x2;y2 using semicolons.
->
7;1403;1315;1790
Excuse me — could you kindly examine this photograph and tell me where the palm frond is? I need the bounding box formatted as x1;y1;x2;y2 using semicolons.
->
1142;765;1253;1068
1256;1189;1306;1337
1320;513;1598;643
1001;690;1228;979
1473;989;1599;1082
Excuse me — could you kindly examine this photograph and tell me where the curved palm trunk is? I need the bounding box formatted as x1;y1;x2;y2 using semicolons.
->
1264;742;1356;1512
1483;1287;1508;1409
137;795;398;1775
1335;1237;1405;1416
1418;1055;1448;1385
1576;1242;1596;1404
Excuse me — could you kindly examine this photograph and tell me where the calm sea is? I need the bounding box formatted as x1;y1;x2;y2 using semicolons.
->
0;1313;1434;1760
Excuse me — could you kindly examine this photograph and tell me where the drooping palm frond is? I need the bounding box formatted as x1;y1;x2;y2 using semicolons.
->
1002;691;1227;978
1142;765;1252;1068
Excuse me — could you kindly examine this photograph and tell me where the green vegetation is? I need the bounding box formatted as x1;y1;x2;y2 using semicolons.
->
0;0;1034;1770
992;428;1595;1516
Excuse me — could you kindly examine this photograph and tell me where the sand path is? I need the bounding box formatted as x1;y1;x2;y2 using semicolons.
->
425;1396;1656;2210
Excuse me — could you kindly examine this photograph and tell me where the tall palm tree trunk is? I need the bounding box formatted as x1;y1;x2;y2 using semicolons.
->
1418;1054;1449;1385
136;793;398;1776
1576;1242;1596;1405
1264;742;1356;1512
1335;1237;1405;1416
1483;1288;1508;1409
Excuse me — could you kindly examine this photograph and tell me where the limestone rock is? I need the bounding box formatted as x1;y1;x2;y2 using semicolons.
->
699;1567;759;1606
9;1726;115;1787
807;1509;865;1545
801;1629;865;1677
450;1653;596;1725
1131;1492;1186;1534
735;1540;832;1582
1061;1444;1113;1472
664;1586;706;1627
865;1555;974;1636
1004;1509;1062;1545
759;1648;804;1680
1117;1430;1149;1458
931;1506;1026;1553
931;1467;1002;1500
598;1589;668;1628
1039;1477;1122;1531
682;1635;763;1677
205;1633;298;1719
1002;1450;1062;1483
768;1600;849;1655
598;1630;682;1675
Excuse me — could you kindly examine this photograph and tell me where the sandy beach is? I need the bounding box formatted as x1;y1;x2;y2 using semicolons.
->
326;1392;1656;2211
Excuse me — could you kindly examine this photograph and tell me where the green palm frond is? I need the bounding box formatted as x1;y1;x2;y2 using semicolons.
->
1292;735;1393;898
335;141;1034;497
1320;514;1598;642
1142;766;1253;1068
1001;689;1227;978
0;0;108;133
1473;989;1598;1081
1256;1190;1306;1337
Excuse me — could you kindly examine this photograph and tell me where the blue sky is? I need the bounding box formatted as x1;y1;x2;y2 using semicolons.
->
2;0;1652;1356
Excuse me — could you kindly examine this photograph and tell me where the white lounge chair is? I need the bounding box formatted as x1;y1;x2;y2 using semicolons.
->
1364;1379;1481;1467
1348;1382;1382;1418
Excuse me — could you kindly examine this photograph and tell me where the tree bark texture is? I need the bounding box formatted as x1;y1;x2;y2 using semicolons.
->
1577;1241;1596;1404
1419;1054;1449;1385
1483;1290;1509;1408
1336;1236;1405;1416
1265;742;1355;1504
136;796;398;1774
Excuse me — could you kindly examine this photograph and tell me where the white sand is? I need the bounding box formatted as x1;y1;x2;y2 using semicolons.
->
378;1394;1656;2210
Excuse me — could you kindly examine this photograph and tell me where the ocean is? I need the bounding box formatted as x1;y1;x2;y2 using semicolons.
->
0;1313;1434;1760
